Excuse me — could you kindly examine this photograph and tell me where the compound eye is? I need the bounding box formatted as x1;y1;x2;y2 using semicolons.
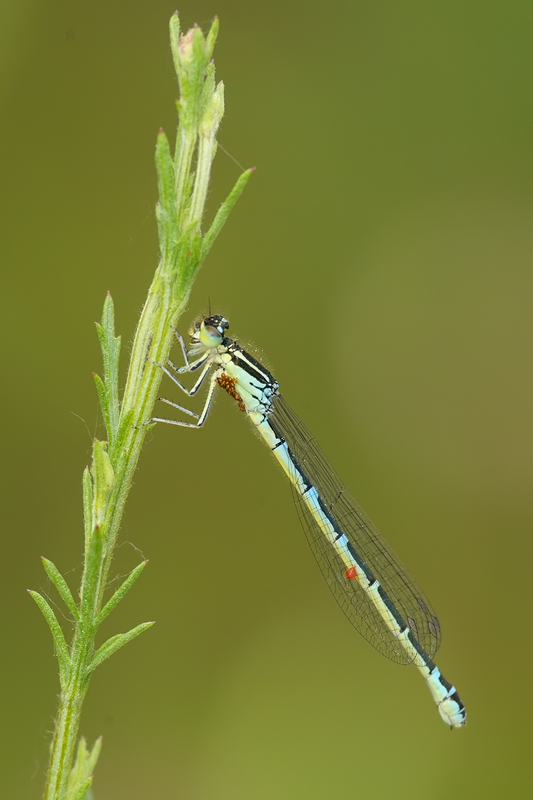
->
199;323;223;348
205;325;220;337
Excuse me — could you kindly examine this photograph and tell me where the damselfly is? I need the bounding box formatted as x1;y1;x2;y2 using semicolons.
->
140;314;467;728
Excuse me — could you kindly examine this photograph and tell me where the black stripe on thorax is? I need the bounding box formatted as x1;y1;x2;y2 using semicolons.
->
228;343;276;386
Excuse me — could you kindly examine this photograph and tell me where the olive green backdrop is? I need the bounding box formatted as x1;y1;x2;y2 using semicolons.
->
2;1;532;798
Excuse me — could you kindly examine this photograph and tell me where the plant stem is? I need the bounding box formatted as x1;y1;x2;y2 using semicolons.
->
38;14;253;800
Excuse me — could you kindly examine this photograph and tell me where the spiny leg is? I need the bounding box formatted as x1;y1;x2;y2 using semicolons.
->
170;326;190;366
155;398;200;419
148;357;212;397
137;370;221;430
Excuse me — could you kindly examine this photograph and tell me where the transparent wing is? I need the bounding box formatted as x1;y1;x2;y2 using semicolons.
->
269;395;441;664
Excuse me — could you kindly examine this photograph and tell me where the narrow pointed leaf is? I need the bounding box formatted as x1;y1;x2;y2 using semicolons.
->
86;736;102;774
110;407;134;463
65;736;101;800
100;293;121;440
29;590;70;688
95;561;148;628
93;373;111;439
87;621;154;673
95;294;121;446
155;129;176;255
82;467;93;543
69;776;92;800
201;168;254;262
95;323;110;380
169;12;182;80
65;737;89;799
41;558;79;621
74;736;89;768
91;440;114;528
205;16;219;61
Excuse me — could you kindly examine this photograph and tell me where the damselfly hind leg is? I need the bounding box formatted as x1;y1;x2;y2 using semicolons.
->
136;363;221;430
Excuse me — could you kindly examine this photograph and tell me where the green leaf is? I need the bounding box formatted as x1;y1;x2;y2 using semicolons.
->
82;466;93;544
87;622;154;673
29;590;70;689
169;12;182;81
93;373;111;440
205;16;219;62
91;439;114;529
198;60;217;127
200;167;254;263
95;560;148;629
86;736;102;775
69;776;92;800
199;75;224;138
155;129;177;259
65;737;102;800
101;294;121;433
115;407;135;449
110;407;134;463
41;558;79;621
95;293;121;446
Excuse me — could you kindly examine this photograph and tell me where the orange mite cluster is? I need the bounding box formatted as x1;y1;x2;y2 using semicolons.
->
217;373;245;412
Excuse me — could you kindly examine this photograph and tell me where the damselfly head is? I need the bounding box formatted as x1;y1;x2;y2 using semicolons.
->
191;314;229;350
204;314;229;334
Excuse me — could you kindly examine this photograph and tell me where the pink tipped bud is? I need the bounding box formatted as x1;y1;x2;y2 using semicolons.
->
178;28;195;62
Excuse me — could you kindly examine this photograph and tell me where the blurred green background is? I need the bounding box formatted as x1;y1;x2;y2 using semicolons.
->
2;1;533;797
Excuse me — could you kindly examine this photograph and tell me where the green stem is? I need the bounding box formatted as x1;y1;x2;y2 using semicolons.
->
40;13;252;800
43;632;92;799
99;272;182;603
